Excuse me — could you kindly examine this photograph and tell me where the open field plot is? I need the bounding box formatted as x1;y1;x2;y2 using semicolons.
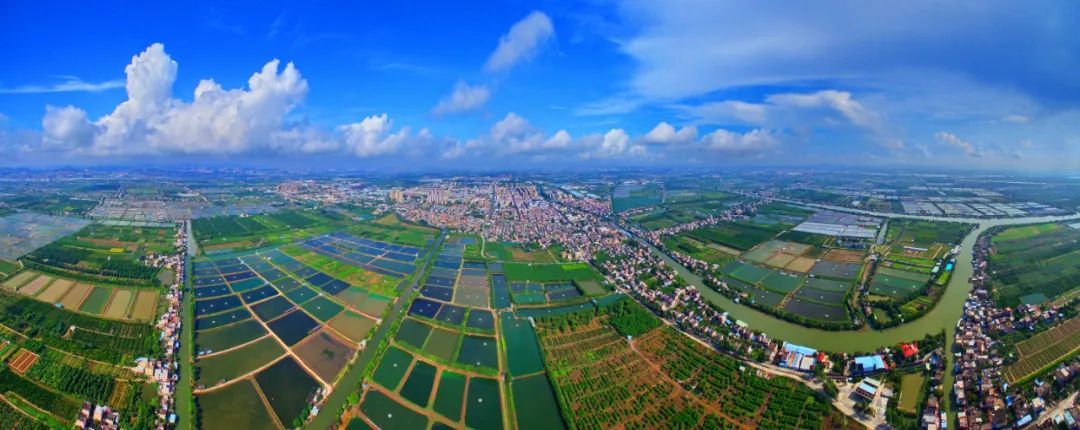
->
21;223;174;288
743;240;818;273
612;182;663;213
0;258;20;276
885;219;971;248
869;275;925;299
1004;317;1080;383
328;310;377;343
4;271;156;322
0;212;90;261
897;373;927;414
346;214;439;248
662;234;738;264
502;261;601;283
484;241;557;263
193;209;334;245
537;309;834;429
197;378;279;430
629;194;741;231
0;290;158;364
681;220;787;252
989;222;1080;307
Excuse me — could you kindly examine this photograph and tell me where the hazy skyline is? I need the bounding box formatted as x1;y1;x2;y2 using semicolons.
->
2;1;1078;170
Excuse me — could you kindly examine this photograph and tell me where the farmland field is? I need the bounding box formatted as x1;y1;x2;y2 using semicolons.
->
536;307;836;429
502;262;601;283
1004;317;1080;383
680;220;787;251
989;222;1080;307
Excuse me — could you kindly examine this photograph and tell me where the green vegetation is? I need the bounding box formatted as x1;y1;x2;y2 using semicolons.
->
0;290;158;364
885;219;971;247
681;220;786;251
611;182;664;213
988;223;1080;307
502;262;601;283
606;297;661;337
22;223;176;287
345;214;438;248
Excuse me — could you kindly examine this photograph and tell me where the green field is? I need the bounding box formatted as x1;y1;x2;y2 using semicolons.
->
21;223;176;287
885;219;971;247
502;262;601;283
989;223;1080;307
681;220;786;251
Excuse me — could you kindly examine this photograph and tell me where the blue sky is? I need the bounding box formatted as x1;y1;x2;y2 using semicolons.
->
1;1;1078;171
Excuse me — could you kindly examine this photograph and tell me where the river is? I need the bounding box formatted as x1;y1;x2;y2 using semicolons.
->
638;204;1079;416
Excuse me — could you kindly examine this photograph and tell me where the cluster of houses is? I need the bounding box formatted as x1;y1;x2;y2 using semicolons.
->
953;232;1080;429
74;402;120;430
145;223;186;427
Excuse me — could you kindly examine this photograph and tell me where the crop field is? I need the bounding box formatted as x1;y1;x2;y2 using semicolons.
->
193;209;330;243
502;262;601;283
662;234;738;264
629;194;740;231
484;241;557;263
869;275;925;299
743;240;818;273
21;223;174;288
346;214;439;248
681;220;787;252
0;289;158;364
989;222;1080;307
1;270;161;321
536;306;835;429
1004;317;1080;383
884;219;971;248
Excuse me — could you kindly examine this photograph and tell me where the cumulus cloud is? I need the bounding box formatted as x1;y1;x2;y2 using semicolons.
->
935;131;981;157
40;43;320;155
340;114;409;157
42;105;95;149
642;122;697;145
432;81;490;115
700;128;778;154
484;11;555;72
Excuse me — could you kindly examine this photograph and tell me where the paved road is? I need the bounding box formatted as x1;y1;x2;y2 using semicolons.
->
304;232;444;430
176;220;195;430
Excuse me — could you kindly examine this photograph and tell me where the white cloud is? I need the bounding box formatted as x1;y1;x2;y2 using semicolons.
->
484;11;555;72
0;77;124;94
340;114;409;157
433;81;490;115
1002;114;1029;123
642;122;697;145
935;131;980;157
40;43;317;155
700;128;778;154
766;90;882;129
42;105;95;149
544;130;573;149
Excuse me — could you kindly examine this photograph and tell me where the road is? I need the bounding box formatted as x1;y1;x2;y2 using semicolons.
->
304;232;444;430
1036;391;1078;426
176;220;195;430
